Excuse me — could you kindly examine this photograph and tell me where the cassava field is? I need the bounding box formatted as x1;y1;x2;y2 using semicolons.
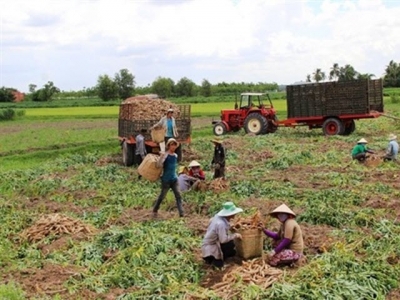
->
1;100;400;299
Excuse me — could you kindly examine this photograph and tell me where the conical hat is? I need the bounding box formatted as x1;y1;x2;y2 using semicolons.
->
217;202;243;217
357;138;368;144
389;134;397;141
188;160;201;168
270;204;296;217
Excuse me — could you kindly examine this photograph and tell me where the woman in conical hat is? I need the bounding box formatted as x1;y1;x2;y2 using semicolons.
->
351;137;375;162
259;204;304;267
383;133;399;162
188;160;206;181
202;201;243;269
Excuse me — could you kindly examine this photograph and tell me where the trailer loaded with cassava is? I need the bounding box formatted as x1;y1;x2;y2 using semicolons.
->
118;95;191;166
213;79;383;136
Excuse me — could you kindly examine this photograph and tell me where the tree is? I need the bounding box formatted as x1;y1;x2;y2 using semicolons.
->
175;77;196;97
306;75;311;82
383;60;400;87
28;84;37;93
31;81;60;102
0;87;15;102
200;79;212;97
114;69;135;100
312;69;326;82
96;75;119;101
338;64;358;81
151;77;175;98
329;63;340;81
357;73;375;80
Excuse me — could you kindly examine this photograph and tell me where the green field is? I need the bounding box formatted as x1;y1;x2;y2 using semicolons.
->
1;99;400;299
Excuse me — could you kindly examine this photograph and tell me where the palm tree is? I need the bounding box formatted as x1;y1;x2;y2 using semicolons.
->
313;69;326;82
329;63;340;81
338;64;358;81
306;74;311;82
384;60;400;87
357;73;375;80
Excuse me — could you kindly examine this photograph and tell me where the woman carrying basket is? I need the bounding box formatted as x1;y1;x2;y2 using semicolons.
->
202;202;243;269
259;204;304;267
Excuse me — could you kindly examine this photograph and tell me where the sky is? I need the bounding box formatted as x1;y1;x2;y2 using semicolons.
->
1;0;400;93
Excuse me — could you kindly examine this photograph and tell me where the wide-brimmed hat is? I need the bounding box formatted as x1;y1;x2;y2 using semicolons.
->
211;137;224;144
357;138;368;144
166;138;179;147
188;160;201;168
389;134;397;141
178;166;188;174
269;204;296;217
217;202;243;217
167;108;174;113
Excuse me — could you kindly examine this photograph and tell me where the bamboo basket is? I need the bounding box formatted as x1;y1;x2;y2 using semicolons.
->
151;127;166;143
138;154;162;182
234;228;264;260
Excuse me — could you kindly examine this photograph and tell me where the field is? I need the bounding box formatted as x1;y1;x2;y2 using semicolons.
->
1;100;400;299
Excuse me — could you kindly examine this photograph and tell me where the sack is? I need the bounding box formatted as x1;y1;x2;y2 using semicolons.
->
138;154;162;182
234;228;264;260
151;127;166;143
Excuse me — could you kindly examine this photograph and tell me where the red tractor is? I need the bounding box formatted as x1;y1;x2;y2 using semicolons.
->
212;92;278;136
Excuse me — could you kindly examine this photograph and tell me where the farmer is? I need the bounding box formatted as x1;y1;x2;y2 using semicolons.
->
152;138;184;217
177;166;199;192
211;137;226;179
135;129;147;166
202;201;243;269
259;204;304;267
351;138;374;162
152;108;179;152
188;160;206;181
383;133;399;162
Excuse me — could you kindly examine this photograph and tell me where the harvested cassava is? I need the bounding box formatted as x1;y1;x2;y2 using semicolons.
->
21;213;97;242
232;211;262;231
119;97;181;121
211;257;283;298
194;178;230;193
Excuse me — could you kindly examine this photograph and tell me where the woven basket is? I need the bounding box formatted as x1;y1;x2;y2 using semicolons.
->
138;154;162;182
151;127;166;143
234;228;264;260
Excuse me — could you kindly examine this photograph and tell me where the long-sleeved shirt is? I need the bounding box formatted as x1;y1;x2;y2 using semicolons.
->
351;144;372;157
135;134;146;157
153;116;178;138
386;140;399;159
212;145;226;167
189;169;206;180
202;215;235;260
178;174;197;192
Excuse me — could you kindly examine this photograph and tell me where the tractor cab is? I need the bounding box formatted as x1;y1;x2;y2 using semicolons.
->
235;92;273;110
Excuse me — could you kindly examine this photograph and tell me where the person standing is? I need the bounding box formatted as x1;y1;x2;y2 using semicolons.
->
211;138;226;179
259;204;304;267
135;129;147;166
152;138;184;217
153;108;179;152
383;133;399;162
202;201;243;269
351;138;374;162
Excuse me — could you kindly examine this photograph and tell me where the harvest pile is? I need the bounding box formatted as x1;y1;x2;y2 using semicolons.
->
232;211;262;231
196;178;230;193
21;213;96;242
211;257;283;298
119;97;181;120
364;154;383;167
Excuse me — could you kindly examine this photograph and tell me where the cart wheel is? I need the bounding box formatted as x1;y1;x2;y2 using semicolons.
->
213;122;227;136
322;118;344;136
122;141;135;166
342;120;356;135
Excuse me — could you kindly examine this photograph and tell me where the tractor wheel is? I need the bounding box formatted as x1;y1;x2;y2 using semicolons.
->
122;141;135;166
342;120;356;135
267;116;279;133
244;113;268;135
213;122;228;136
322;118;344;136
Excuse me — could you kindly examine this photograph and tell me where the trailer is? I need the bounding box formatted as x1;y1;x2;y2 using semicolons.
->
118;102;191;166
278;79;384;135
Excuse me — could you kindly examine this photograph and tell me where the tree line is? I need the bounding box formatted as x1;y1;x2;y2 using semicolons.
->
1;60;400;103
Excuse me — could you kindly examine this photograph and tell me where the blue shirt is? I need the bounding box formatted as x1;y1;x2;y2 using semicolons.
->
166;119;174;138
161;153;178;182
387;140;399;159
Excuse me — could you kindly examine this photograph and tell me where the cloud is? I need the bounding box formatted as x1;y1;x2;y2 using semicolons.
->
1;0;400;92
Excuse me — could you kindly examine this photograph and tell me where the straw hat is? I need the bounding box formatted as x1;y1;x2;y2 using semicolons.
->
211;136;224;144
217;202;243;217
269;204;296;217
389;134;397;141
188;160;201;168
167;108;174;113
357;138;368;144
166;138;179;147
178;166;188;174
